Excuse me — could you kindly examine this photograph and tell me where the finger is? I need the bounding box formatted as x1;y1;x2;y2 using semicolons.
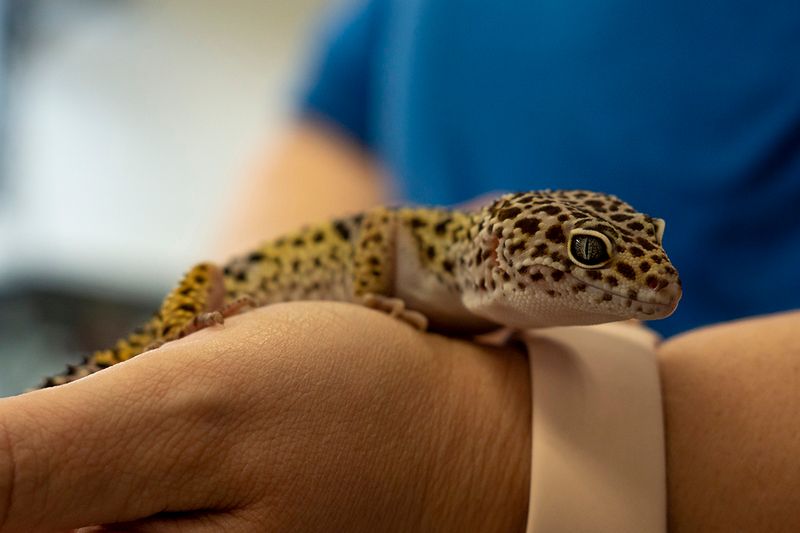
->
0;334;249;532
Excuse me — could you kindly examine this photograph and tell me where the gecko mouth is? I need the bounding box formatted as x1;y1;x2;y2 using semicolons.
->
549;266;679;312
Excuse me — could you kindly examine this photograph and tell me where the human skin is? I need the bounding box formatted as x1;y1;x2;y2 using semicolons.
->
2;307;799;532
214;121;387;259
0;303;532;532
660;310;800;533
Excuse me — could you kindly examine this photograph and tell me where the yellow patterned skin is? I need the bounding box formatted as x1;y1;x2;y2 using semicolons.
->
42;263;226;387
37;190;683;388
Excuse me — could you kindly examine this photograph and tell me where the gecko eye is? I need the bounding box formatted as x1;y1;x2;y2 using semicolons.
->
568;230;613;268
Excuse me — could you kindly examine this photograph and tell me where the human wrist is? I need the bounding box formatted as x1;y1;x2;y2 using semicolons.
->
422;342;531;532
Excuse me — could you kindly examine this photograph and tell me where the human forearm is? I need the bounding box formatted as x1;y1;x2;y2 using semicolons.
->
659;311;800;532
215;119;387;259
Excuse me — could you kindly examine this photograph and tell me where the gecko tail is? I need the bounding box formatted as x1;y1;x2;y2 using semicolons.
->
34;262;227;390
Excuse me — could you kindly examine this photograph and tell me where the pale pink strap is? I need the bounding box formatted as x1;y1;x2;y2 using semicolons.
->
523;323;666;533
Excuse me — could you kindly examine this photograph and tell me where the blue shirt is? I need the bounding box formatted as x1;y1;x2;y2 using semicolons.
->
300;0;800;336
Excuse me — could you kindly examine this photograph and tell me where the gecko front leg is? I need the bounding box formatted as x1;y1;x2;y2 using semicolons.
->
360;293;429;330
350;207;430;331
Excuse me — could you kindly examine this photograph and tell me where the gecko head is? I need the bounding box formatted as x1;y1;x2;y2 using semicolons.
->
460;190;682;328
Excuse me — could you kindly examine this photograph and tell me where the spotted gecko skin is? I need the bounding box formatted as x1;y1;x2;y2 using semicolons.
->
37;190;681;388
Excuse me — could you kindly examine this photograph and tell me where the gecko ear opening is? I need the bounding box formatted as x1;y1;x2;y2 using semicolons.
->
653;218;666;244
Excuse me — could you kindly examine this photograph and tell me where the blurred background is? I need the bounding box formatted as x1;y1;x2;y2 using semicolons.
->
0;0;326;395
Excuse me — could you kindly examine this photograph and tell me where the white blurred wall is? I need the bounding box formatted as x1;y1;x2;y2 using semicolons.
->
0;0;328;297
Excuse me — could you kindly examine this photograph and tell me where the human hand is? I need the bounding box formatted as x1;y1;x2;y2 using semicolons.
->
0;302;530;532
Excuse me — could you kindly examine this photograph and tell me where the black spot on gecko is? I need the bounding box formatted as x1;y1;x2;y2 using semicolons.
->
248;251;265;262
616;262;636;280
333;221;351;241
636;237;656;251
545;225;566;243
292;237;305;247
546;289;557;297
602;293;613;302
585;200;607;212
410;217;427;229
234;271;247;282
629;246;644;257
434;218;451;234
604;275;619;287
442;259;454;273
426;246;436;260
534;205;561;216
530;272;544;282
507;241;526;255
514;217;540;235
640;261;651;273
497;206;522;221
586;270;602;281
368;256;380;266
610;214;633;222
627;221;644;231
178;303;196;313
312;231;325;243
551;270;564;282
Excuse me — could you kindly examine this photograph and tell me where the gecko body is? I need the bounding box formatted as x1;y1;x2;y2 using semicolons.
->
39;190;681;388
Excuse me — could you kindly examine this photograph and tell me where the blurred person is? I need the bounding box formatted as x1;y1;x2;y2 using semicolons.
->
1;1;799;531
226;0;800;338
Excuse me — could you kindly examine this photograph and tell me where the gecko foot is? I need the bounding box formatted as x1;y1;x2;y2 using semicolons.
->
177;296;259;339
218;295;259;319
360;294;429;331
143;297;260;353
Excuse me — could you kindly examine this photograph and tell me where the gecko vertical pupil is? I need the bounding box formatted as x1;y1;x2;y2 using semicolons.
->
570;235;610;267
